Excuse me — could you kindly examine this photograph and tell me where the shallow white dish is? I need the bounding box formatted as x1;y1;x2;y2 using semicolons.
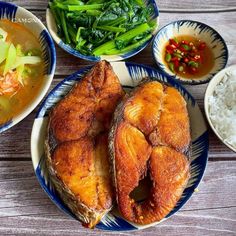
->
31;62;209;231
204;64;236;153
0;2;56;133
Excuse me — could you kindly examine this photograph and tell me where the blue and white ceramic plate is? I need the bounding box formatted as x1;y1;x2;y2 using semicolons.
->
0;1;56;133
153;20;228;84
31;62;209;231
46;1;159;62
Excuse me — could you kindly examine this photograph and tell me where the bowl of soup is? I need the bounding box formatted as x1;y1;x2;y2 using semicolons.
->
152;20;228;84
0;2;56;133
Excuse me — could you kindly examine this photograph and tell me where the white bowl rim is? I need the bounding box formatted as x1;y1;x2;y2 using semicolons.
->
204;64;236;153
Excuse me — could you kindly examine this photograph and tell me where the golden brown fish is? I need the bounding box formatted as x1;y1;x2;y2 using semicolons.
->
45;61;125;228
109;79;191;225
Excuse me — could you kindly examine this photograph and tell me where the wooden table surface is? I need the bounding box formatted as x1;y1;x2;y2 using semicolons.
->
1;0;236;235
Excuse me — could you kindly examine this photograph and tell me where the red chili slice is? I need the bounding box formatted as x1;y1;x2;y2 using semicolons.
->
166;45;174;52
198;42;206;50
189;67;198;74
169;39;178;47
174;60;179;68
184;58;189;63
171;57;179;62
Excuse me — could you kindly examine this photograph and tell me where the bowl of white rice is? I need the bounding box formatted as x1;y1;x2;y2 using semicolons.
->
205;64;236;152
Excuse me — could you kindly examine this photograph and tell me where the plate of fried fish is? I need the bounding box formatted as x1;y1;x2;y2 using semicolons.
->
31;61;209;231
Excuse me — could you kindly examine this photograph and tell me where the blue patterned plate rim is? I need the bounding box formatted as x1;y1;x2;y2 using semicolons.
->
32;62;209;231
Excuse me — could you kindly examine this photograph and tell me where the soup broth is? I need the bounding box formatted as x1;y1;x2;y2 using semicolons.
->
0;19;44;125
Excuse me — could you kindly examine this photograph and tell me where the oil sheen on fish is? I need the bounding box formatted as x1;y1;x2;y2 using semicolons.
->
109;80;191;225
45;61;125;228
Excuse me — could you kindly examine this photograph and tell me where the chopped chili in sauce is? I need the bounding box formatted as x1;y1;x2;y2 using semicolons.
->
164;35;214;79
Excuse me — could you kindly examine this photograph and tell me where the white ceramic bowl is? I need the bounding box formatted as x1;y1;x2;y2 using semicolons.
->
153;20;228;84
204;64;236;152
0;2;56;133
46;1;159;62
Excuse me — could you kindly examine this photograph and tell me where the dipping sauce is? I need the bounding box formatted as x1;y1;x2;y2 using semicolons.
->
0;19;44;125
163;35;214;79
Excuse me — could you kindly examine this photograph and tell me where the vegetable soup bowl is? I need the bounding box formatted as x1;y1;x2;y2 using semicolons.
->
152;20;228;84
46;0;159;62
0;1;56;133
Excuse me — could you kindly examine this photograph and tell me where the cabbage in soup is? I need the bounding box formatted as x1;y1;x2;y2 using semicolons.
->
0;19;44;125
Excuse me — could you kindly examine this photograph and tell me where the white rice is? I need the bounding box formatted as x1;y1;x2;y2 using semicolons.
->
208;69;236;148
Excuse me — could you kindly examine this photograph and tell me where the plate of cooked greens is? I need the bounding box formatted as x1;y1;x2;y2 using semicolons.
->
46;0;159;61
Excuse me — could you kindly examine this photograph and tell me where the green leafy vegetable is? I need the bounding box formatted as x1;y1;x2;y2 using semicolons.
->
93;23;150;55
49;0;156;56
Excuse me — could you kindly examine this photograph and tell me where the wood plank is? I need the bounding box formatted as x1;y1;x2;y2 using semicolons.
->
8;0;236;11
0;208;235;236
0;161;235;213
0;161;235;235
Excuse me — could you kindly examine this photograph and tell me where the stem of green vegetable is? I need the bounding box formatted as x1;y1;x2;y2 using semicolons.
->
105;34;152;55
60;10;71;44
68;4;103;11
95;25;126;33
93;23;150;56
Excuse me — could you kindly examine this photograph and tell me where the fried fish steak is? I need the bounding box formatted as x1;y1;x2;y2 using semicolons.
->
45;61;125;228
109;80;191;225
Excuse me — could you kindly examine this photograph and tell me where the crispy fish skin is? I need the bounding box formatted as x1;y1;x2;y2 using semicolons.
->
45;61;124;228
109;80;191;225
